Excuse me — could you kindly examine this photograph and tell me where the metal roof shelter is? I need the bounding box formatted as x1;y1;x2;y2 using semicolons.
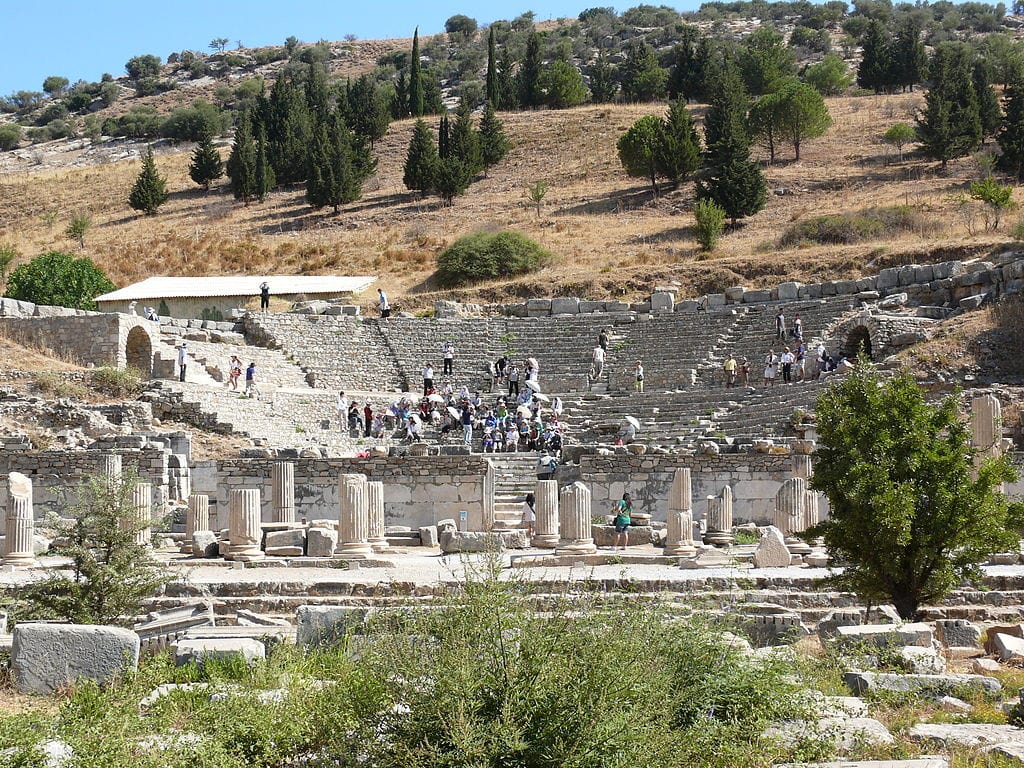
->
96;275;377;303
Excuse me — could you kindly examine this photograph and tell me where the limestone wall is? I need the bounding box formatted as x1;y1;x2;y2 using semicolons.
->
0;311;156;370
191;456;494;530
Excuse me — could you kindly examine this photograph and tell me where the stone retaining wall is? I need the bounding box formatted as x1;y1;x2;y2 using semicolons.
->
0;311;156;371
191;456;494;531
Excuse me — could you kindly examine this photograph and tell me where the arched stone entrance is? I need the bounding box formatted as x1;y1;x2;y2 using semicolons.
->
125;325;153;377
844;325;873;359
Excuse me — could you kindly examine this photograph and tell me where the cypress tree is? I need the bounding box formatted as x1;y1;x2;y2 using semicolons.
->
409;28;424;117
265;74;311;185
517;32;543;109
857;20;894;94
403;119;439;193
450;102;483;176
188;135;223;190
254;123;274;202
891;17;928;92
916;43;981;168
438;114;452;159
589;51;619;103
998;76;1024;180
434;156;471;205
668;25;703;102
619;40;668;102
702;64;749;150
128;147;169;215
974;59;1002;142
227;109;258;204
478;102;510;172
497;47;518;110
392;71;409;119
306;113;374;212
485;26;500;106
655;100;701;185
305;63;329;121
348;74;390;147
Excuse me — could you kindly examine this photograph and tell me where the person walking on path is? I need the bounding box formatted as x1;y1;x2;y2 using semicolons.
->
244;362;259;399
591;345;605;380
259;281;270;311
611;492;633;550
775;310;786;341
442;341;455;376
177;343;188;382
522;492;536;539
422;363;434;397
634;360;644;392
723;353;737;388
598;328;609;352
377;288;390;321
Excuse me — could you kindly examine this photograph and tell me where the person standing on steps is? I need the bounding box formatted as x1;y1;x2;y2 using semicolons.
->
363;402;373;437
336;391;348;429
422;362;434;397
775;310;786;341
781;347;795;384
507;364;520;398
522;492;536;540
591;344;605;381
792;314;803;341
461;403;474;447
377;288;390;321
634;360;644;392
723;353;737;388
244;362;259;399
763;350;778;388
598;328;609;353
259;281;270;311
611;492;633;550
442;341;455;376
177;343;188;382
228;355;242;391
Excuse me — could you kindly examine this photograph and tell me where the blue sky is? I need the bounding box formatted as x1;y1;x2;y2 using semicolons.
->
1;1;688;95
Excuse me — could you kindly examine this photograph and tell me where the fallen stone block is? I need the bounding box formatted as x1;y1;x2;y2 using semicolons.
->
191;530;219;558
909;723;1024;749
899;646;945;674
973;658;1002;674
418;525;439;548
984;624;1023;654
306;527;337;557
832;623;933;649
753;526;791;568
265;529;306;550
843;671;1001;697
12;623;140;694
173;638;265;667
439;530;529;553
817;609;862;639
764;717;893;752
266;546;304;558
990;632;1024;663
295;606;373;648
935;619;981;649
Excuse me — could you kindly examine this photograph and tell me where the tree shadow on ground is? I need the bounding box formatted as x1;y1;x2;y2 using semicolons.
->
555;185;657;216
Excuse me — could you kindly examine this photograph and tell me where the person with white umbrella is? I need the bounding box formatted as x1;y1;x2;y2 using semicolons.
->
619;415;639;444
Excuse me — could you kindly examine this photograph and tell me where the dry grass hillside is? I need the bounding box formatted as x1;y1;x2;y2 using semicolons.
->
0;92;1018;311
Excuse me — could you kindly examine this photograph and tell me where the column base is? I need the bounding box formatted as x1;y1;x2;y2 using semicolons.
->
703;531;734;547
334;544;373;558
556;539;597;555
3;554;35;567
665;543;698;557
532;534;559;548
369;538;390;552
228;546;264;562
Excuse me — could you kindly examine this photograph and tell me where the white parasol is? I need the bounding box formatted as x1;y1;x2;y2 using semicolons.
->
527;357;539;370
447;406;461;419
516;405;532;417
533;392;550;402
624;415;641;430
525;379;541;392
427;393;446;403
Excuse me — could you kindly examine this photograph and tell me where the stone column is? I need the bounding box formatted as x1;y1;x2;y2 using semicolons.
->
101;453;122;486
131;482;152;548
703;486;734;546
533;479;559;548
336;473;372;558
183;493;209;553
367;481;389;552
972;394;1003;466
4;473;35;567
271;462;296;524
792;454;813;480
556;482;597;555
665;468;697;557
774;477;811;555
804;488;821;528
228;488;264;562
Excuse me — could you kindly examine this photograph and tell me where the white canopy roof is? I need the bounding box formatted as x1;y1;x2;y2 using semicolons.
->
96;275;377;303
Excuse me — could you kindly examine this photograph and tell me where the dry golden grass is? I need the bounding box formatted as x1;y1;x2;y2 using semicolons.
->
0;93;1018;310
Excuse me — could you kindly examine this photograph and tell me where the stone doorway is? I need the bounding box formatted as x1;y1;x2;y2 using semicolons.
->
844;326;873;360
125;326;153;377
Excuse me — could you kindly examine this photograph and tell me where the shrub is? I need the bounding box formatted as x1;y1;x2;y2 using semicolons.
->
160;99;226;141
779;206;933;246
0;122;22;151
31;371;88;400
90;366;145;398
694;198;726;251
5;250;115;310
435;230;553;288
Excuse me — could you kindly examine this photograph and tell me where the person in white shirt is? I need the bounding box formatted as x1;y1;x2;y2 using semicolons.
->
336;391;348;430
422;363;434;397
780;347;795;384
377;288;390;320
442;341;455;375
177;343;187;382
592;345;606;379
634;360;644;392
763;351;778;388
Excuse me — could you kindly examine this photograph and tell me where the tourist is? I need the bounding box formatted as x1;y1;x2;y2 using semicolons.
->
536;452;558;481
551;396;564;418
522;492;536;539
816;344;828;379
723;353;737;388
739;356;750;386
792;314;803;341
592;345;605;379
507;364;520;397
371;411;384;438
377;288;390;321
611;492;633;550
775;310;786;341
177;343;188;382
505;422;519;452
422;362;434;397
407;415;421;442
227;355;242;391
482;426;495;453
363;402;373;437
461;404;474;447
598;328;609;352
618;420;636;444
763;351;777;388
348;402;361;436
781;347;795;385
244;362;258;399
336;391;348;429
634;360;644;392
442;341;455;376
259;281;270;311
795;342;807;382
495;355;508;385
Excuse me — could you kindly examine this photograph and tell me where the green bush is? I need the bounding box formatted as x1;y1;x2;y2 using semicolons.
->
779;206;933;247
5;250;115;310
31;371;89;400
0;122;22;151
435;230;553;287
90;366;145;398
694;198;726;251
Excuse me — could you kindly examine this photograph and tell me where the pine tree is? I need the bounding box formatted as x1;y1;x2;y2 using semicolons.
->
305;63;329;121
667;25;703;102
434;156;471;205
617;115;664;194
890;17;928;92
347;74;390;147
589;51;619;103
974;59;1002;142
450;102;483;176
265;74;311;185
518;31;544;109
128;147;169;215
392;71;409;119
478;102;510;172
619;40;668;102
403;119;439;193
438;114;452;159
916;42;982;168
738;24;796;95
188;135;223;190
306;113;374;213
227;109;259;204
485;26;500;106
777;79;832;160
409;28;424;117
254;123;274;202
497;47;518;110
655;100;701;185
857;20;894;94
702;63;749;150
999;76;1024;180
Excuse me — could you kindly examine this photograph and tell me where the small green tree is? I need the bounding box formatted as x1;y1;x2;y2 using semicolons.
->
915;42;982;169
403;119;439;194
449;104;483;177
65;213;92;249
0;123;22;151
409;28;424;117
210;37;229;52
776;80;832;161
189;135;224;189
618;114;664;194
619;40;668;102
5;251;115;310
128;148;169;215
42;75;69;97
883;122;916;163
517;31;544;108
436;230;553;287
526;180;548;218
13;472;168;625
434;156;471;205
693;198;726;250
541;60;589;109
738;24;796;95
125;54;162;81
804;54;855;96
656;100;701;186
970;176;1015;230
478;102;510;173
810;365;1020;620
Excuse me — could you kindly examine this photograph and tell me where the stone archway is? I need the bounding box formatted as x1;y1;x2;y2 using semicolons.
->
844;325;873;360
125;325;153;377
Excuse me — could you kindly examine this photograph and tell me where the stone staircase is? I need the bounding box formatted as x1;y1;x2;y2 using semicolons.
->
489;454;540;530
